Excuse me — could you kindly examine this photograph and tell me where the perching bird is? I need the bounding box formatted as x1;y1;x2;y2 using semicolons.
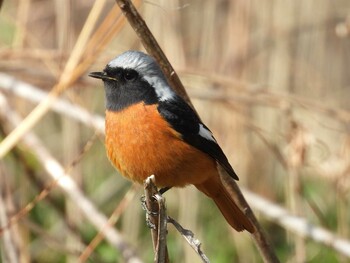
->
89;51;254;232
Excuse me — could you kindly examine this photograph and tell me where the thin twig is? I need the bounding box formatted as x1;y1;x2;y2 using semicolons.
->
144;176;210;263
0;137;90;256
167;216;210;263
79;187;137;263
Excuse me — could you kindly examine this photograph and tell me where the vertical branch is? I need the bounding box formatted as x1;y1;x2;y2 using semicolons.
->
220;171;280;263
153;193;168;263
144;176;169;263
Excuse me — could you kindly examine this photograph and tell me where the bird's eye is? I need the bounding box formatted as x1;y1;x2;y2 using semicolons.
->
124;70;138;81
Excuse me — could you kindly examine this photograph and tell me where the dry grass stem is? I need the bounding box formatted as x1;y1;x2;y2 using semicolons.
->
78;186;137;263
0;164;22;263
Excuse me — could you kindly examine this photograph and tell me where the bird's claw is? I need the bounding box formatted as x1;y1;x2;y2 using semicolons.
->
140;195;158;216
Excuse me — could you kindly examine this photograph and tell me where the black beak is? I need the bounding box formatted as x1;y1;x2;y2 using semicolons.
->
89;71;117;81
89;71;106;79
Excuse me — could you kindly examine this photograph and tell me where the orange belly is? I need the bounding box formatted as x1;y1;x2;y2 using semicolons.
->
105;102;218;187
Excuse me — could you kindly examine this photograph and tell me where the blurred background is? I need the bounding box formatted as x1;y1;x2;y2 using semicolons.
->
0;0;350;262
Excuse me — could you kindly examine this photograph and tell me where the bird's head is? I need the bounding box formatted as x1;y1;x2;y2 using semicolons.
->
89;51;175;111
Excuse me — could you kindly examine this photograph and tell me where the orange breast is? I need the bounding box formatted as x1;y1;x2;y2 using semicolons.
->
105;102;217;187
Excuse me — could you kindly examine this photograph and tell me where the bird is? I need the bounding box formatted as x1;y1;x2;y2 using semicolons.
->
89;50;254;233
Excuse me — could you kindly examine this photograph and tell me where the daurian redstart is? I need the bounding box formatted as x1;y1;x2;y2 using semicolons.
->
89;51;254;232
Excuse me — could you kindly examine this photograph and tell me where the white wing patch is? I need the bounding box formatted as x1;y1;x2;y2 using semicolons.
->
198;124;216;142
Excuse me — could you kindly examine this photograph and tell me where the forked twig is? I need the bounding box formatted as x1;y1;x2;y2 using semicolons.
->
167;216;210;263
143;176;210;263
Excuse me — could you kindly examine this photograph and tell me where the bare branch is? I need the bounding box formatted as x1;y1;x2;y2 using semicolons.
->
154;193;168;263
144;176;169;263
243;189;350;258
220;171;280;263
167;216;210;263
144;176;211;263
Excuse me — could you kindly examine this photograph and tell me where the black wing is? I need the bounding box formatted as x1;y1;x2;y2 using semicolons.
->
157;96;239;180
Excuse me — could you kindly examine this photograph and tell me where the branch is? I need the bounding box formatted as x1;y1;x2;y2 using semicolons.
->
144;176;169;263
219;171;280;263
143;176;210;263
242;189;350;258
167;216;210;263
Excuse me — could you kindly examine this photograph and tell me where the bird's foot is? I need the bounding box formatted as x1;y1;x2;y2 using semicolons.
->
159;186;172;195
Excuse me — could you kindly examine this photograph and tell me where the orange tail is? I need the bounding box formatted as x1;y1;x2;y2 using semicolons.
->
195;176;254;233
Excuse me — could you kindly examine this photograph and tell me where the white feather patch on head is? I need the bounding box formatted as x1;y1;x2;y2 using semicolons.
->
108;51;148;69
107;51;175;101
198;124;216;142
